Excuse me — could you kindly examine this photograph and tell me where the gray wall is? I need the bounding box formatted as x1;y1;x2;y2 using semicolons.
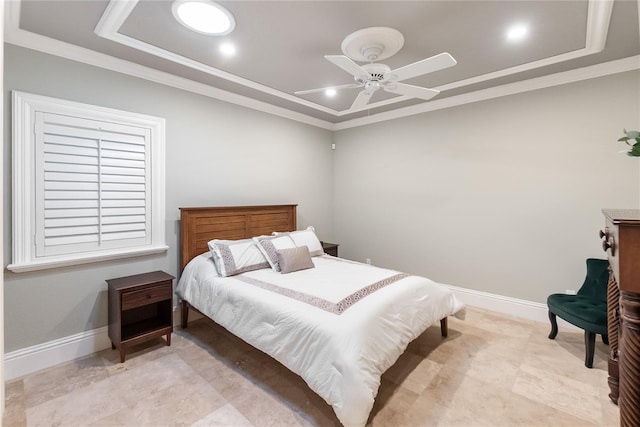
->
333;70;640;303
3;45;334;352
4;43;640;353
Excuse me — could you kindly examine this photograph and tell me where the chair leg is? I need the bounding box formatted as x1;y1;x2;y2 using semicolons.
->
602;334;609;345
548;311;559;339
585;330;596;368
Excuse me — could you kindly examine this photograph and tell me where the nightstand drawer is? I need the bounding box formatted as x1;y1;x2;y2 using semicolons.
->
121;282;172;310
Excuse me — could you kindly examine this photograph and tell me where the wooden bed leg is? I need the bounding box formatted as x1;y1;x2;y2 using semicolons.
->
181;300;189;328
440;317;448;337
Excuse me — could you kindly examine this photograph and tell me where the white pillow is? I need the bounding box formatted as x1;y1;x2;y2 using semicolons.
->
273;226;324;257
208;238;269;277
253;234;296;272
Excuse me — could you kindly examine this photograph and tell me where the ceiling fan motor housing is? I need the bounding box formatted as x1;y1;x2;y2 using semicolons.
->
360;63;391;81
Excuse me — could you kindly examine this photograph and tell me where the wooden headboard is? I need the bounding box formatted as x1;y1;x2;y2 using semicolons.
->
179;204;297;270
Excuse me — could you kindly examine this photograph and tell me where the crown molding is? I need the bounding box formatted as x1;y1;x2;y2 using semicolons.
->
4;0;636;132
334;55;640;130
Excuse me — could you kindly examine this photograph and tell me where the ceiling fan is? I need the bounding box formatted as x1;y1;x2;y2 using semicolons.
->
295;27;457;111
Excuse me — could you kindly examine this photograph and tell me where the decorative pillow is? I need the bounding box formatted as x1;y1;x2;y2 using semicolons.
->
273;226;324;257
277;246;314;274
253;234;296;271
208;238;269;277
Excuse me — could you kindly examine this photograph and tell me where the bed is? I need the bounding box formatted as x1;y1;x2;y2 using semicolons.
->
176;205;465;426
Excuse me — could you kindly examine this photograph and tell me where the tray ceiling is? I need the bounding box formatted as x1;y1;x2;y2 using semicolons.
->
6;0;640;129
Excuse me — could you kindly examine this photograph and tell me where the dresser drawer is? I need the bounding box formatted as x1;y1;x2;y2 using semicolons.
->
121;282;172;310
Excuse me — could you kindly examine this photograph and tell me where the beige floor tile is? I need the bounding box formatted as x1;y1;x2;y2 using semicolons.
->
102;339;175;376
23;353;110;408
382;352;442;394
522;332;609;387
25;374;129;427
513;363;604;424
471;310;538;340
227;383;306;427
91;369;226;426
369;377;420;424
398;365;600;427
599;386;620;427
4;307;619;427
3;379;27;427
190;403;255;427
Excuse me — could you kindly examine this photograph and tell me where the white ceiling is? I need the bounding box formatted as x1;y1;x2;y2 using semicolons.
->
5;0;640;130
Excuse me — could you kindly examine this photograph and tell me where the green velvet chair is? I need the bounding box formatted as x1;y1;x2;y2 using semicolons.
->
547;258;609;368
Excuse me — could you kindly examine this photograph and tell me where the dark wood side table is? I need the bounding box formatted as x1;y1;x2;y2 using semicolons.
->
107;270;174;363
321;241;339;257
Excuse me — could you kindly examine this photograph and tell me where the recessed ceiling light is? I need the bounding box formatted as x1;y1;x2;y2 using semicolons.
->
219;43;236;56
506;23;529;42
325;89;337;97
172;0;235;35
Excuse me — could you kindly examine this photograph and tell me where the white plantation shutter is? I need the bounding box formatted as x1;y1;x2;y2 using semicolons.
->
10;92;167;272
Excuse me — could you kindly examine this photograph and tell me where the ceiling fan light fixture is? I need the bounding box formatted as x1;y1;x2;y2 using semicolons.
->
172;0;235;35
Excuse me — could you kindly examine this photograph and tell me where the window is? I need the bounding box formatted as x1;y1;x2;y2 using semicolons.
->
8;91;167;272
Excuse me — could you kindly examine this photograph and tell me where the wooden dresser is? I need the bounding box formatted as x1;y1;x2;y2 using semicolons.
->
601;209;640;427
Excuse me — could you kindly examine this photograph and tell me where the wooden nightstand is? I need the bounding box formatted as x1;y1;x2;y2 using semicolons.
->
321;241;339;257
107;270;174;363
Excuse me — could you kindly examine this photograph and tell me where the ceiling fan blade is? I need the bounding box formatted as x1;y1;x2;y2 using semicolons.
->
294;83;362;96
325;55;368;80
385;52;457;82
350;89;374;110
383;82;440;100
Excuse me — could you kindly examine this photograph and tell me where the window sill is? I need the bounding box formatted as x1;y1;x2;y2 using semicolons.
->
6;245;170;273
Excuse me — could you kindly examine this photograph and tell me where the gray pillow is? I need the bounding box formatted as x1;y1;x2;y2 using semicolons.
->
276;246;314;274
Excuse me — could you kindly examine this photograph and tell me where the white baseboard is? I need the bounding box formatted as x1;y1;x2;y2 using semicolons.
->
4;288;578;381
4;306;203;381
447;284;580;332
4;326;111;381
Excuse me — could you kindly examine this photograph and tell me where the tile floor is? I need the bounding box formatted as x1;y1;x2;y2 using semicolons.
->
3;306;619;426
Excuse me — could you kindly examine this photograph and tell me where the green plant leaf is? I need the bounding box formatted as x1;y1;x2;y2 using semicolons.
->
628;143;640;157
627;130;640;139
619;136;630;142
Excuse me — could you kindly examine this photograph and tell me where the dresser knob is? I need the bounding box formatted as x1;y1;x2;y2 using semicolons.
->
599;229;607;239
602;237;616;256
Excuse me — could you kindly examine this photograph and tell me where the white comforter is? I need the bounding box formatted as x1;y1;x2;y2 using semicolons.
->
176;253;465;426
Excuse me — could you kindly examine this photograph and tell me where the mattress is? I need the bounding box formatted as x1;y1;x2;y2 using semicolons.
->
176;253;465;426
